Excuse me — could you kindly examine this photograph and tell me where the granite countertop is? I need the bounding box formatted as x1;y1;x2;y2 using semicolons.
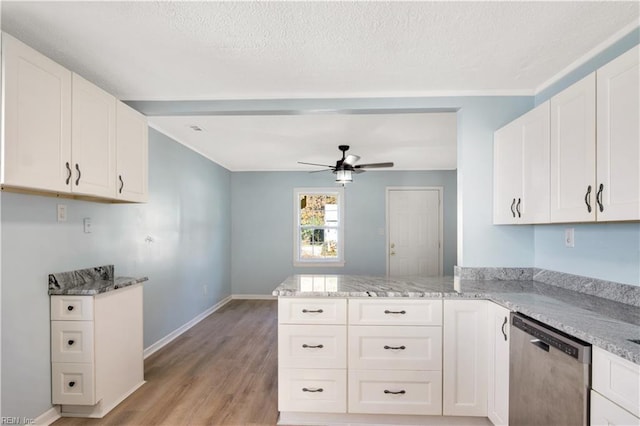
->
48;264;148;296
273;274;640;365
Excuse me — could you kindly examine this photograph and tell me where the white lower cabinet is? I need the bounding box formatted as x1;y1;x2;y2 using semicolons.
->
591;390;640;426
50;284;144;418
443;300;488;417
278;368;347;413
348;369;443;415
591;346;640;425
278;298;347;414
487;302;510;426
348;299;443;416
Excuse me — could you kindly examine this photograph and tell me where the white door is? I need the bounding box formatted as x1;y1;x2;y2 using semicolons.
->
116;101;148;202
443;300;488;417
1;33;72;192
387;188;442;277
487;303;510;426
493;119;522;224
596;45;640;221
71;73;116;198
550;73;597;222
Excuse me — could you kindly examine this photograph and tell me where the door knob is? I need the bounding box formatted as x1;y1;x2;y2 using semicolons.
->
390;251;396;256
390;243;395;248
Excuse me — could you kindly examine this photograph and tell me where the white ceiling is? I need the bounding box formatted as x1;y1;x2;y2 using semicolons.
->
1;1;638;171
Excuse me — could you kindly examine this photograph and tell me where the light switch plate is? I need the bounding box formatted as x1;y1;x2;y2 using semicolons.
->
57;204;67;222
83;218;92;233
565;228;574;247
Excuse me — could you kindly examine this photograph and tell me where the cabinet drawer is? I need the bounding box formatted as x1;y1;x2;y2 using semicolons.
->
278;368;346;413
278;325;346;369
278;298;347;324
593;346;640;417
591;390;640;426
349;325;442;370
51;296;94;321
51;362;95;405
348;299;442;326
348;369;442;415
51;321;94;363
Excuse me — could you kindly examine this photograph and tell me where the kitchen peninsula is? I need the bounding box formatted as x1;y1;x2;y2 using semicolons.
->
273;272;640;425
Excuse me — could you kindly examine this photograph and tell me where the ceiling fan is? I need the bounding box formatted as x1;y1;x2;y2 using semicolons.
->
298;145;394;183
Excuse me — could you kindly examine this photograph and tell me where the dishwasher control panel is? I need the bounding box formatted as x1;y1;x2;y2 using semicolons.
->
512;313;591;363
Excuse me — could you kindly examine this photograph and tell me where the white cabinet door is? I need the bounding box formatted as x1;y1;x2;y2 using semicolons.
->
596;45;640;221
71;73;116;198
443;300;488;417
493;101;550;224
550;73;597;223
1;33;72;192
116;101;148;202
591;390;640;426
487;303;510;426
521;101;550;223
493;120;522;224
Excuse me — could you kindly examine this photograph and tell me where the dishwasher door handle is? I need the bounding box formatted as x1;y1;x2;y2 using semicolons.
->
530;338;550;352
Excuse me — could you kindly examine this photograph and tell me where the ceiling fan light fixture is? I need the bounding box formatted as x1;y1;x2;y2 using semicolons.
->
335;169;352;184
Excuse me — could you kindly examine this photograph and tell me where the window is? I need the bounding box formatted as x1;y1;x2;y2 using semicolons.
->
294;187;344;267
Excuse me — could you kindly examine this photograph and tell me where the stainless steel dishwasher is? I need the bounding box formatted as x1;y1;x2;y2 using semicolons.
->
509;313;591;426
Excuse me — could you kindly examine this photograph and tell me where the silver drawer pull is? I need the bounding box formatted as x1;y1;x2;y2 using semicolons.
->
302;387;323;393
302;309;323;313
302;344;324;349
384;389;406;395
384;345;406;350
384;310;406;314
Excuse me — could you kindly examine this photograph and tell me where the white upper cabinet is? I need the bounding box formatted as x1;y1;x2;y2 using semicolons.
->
116;102;148;202
1;32;148;202
1;33;72;192
493;101;550;224
596;45;640;221
550;45;639;223
550;73;597;223
72;73;116;198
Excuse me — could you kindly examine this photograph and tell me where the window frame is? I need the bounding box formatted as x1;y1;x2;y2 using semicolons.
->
293;187;345;267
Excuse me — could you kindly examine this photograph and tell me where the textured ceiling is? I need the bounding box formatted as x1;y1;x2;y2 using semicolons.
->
1;1;638;171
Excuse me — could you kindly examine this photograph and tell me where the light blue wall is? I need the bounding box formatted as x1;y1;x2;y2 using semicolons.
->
535;224;640;286
0;129;231;419
533;28;640;286
231;170;457;295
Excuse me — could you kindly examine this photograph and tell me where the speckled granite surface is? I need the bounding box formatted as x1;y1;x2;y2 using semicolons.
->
48;265;148;295
454;266;534;281
273;274;640;365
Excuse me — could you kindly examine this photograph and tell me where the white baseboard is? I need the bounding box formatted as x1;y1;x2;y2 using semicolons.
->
231;294;276;300
34;406;61;425
143;295;232;359
278;412;492;426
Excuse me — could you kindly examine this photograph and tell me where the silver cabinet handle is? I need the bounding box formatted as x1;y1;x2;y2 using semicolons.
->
510;198;516;217
596;183;604;212
302;387;323;393
384;310;406;314
384;389;406;395
302;309;323;313
302;344;323;349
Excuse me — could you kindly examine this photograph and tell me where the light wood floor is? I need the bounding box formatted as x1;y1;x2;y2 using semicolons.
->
53;299;279;426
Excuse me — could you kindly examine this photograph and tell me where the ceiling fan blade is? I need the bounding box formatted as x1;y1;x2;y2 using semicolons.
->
344;154;360;166
352;169;366;174
309;168;333;174
298;161;333;167
355;162;394;169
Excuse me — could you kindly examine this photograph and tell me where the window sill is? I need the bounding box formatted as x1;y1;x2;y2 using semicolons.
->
294;261;345;268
